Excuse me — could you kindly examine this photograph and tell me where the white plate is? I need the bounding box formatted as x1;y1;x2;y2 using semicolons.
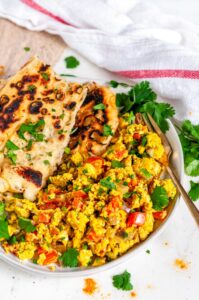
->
0;79;183;276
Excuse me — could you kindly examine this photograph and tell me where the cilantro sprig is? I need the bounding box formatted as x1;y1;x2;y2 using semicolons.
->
18;218;36;233
60;248;79;267
188;181;199;201
5;140;19;165
116;81;175;133
151;186;169;211
64;56;80;69
0;202;10;240
18;119;45;142
112;270;133;291
178;120;199;176
100;176;116;190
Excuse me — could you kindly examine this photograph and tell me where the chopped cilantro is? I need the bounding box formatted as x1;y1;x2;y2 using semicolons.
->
64;56;80;69
82;169;88;174
33;258;38;264
60;112;65;119
0;220;10;239
58;129;64;135
13;193;23;199
64;147;71;155
26;153;32;161
18;218;36;233
146;249;151;254
178;120;199;176
111;160;124;169
6;140;19;151
188;181;199;201
123;192;133;199
41;72;49;81
103;124;113;136
43;160;50;165
98;187;105;195
26;139;33;150
28;85;36;92
0;202;6;221
140;168;151;179
141;136;147;146
100;176;116;190
151;186;169;211
112;270;133;291
116;81;175;133
18;119;45;141
74;185;79;191
83;185;92;193
51;108;56;112
6;151;17;165
8;236;17;245
108;80;130;88
47;152;52;157
121;231;128;238
59;248;79;267
123;111;134;124
93;103;106;110
24;47;30;52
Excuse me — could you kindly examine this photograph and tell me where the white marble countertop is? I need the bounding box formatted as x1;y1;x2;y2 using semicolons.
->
1;1;199;300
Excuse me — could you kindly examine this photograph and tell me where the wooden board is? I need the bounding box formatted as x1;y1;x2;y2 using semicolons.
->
0;18;66;77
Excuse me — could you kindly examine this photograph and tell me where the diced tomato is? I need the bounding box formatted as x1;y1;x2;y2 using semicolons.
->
43;250;58;265
86;156;104;168
115;150;126;160
38;213;51;224
50;228;59;235
72;198;83;210
126;212;146;227
39;202;58;210
128;178;138;189
153;210;167;220
87;230;102;242
133;133;141;141
37;247;45;255
73;190;88;199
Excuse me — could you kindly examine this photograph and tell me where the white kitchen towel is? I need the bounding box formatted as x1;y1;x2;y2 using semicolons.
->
0;0;199;122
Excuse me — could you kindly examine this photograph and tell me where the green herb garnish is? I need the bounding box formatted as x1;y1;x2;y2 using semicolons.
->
24;47;30;52
108;80;130;88
111;160;124;169
151;186;169;211
112;270;133;291
93;103;106;110
28;85;36;92
188;181;199;201
103;124;113;136
64;56;80;69
43;160;50;165
140;168;151;179
59;248;79;267
18;218;36;233
41;72;49;81
100;176;116;190
64;147;71;155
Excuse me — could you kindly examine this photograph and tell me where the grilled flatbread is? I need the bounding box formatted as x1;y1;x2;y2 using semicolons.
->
68;82;118;155
0;57;87;200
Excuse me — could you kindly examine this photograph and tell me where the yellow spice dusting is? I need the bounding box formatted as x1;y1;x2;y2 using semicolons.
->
174;259;189;270
83;278;97;295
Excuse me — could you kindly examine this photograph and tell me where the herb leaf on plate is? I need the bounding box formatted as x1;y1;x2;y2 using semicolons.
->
64;56;80;69
188;181;199;201
18;218;36;233
151;186;169;211
112;270;133;291
60;248;79;267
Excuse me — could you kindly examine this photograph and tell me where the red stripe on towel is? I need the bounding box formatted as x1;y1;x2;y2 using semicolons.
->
116;69;199;79
21;0;74;26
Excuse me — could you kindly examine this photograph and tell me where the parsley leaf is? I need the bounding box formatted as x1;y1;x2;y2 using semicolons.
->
41;72;49;81
140;168;151;179
111;160;124;168
0;220;10;239
100;176;116;190
151;186;169;211
108;80;130;88
64;56;80;69
18;218;36;233
6;151;17;165
24;47;30;52
188;181;199;201
178;120;199;176
6;140;19;151
18;119;45;141
60;248;79;267
64;147;71;154
112;270;133;291
28;85;36;92
93;103;106;110
0;202;6;221
103;124;113;136
116;81;175;133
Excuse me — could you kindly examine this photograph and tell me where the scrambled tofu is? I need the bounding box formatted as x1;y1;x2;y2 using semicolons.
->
1;113;176;268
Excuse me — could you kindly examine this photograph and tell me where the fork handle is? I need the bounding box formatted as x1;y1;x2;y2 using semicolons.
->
166;165;199;227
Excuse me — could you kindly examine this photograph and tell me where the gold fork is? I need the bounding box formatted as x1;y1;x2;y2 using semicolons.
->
143;113;199;227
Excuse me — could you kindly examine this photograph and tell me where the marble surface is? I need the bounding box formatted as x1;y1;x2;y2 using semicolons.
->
1;1;199;300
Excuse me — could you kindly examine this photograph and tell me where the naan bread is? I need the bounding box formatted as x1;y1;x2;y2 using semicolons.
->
0;57;87;200
68;82;119;155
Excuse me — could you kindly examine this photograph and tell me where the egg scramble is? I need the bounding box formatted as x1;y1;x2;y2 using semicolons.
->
0;113;176;268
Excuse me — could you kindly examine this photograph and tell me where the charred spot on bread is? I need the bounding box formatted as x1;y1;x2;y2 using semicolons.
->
29;101;43;114
17;167;42;187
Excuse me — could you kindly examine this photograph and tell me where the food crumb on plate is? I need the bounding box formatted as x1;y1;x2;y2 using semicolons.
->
164;241;169;246
130;291;137;297
174;259;190;270
83;278;97;295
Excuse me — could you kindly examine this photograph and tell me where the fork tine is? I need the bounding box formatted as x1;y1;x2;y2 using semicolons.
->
146;113;172;149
